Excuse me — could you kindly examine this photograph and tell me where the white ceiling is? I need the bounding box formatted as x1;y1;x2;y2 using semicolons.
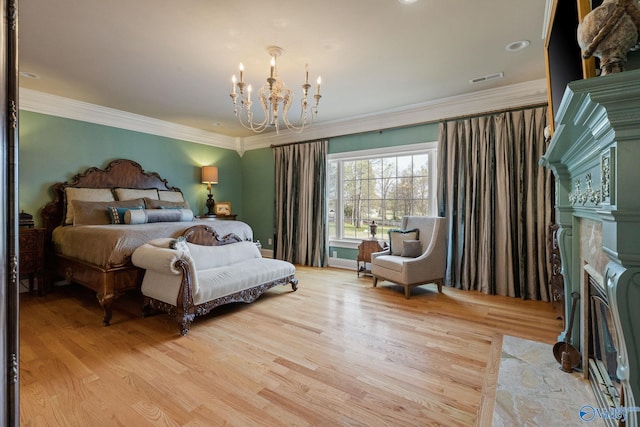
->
18;0;549;141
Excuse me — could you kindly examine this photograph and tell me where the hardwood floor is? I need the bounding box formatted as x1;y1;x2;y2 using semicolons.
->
20;266;562;426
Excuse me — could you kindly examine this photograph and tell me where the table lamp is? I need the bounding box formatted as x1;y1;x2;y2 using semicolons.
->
201;166;218;216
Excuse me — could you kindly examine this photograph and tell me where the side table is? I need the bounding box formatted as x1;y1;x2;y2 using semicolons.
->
357;239;383;277
19;227;47;295
197;214;237;221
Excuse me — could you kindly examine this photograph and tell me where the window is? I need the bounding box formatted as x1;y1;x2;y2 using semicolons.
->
328;142;438;243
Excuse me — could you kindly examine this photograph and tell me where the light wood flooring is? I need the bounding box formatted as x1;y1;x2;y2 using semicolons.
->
20;266;563;426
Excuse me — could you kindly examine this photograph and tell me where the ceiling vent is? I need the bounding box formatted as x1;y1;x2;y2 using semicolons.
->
469;72;504;84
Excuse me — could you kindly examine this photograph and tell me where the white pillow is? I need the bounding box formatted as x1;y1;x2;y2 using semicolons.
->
114;188;159;201
158;190;185;202
64;187;115;225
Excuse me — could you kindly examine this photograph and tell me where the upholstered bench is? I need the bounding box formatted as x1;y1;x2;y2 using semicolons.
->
131;226;298;335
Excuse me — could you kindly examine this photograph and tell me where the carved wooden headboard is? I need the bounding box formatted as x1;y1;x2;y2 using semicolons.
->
40;159;182;240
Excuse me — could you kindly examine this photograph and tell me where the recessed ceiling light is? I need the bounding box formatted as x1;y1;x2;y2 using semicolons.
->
19;71;40;79
398;0;418;4
505;40;530;52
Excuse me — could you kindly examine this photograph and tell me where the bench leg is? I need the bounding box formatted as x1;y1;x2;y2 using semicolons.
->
177;314;195;336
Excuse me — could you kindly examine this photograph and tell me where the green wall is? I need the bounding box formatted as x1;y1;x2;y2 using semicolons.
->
18;109;438;256
19;111;242;227
329;123;439;154
240;147;275;247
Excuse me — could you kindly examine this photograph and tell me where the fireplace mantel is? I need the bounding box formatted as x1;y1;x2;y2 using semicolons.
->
541;69;640;425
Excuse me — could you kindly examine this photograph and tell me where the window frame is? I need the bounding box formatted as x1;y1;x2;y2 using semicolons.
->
327;141;438;249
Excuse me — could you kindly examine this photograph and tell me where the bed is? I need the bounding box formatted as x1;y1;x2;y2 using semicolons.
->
41;159;252;326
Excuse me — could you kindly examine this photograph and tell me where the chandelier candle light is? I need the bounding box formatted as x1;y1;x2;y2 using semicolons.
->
230;46;321;134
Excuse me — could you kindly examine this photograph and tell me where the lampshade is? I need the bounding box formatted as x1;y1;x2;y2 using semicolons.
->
201;166;219;184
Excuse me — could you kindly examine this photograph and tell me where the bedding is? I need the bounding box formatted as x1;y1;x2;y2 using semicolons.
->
52;219;253;268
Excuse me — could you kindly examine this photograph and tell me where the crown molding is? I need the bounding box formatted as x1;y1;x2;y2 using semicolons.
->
19;88;237;150
243;78;548;150
20;79;547;154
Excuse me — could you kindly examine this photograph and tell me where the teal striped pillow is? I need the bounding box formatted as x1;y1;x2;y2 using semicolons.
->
108;205;143;224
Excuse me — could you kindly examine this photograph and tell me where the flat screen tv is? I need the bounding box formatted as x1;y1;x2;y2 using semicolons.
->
544;0;603;132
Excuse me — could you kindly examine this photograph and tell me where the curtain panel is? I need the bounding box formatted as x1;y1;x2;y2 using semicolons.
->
437;106;552;300
273;140;328;267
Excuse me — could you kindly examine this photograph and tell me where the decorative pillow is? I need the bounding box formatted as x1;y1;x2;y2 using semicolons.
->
64;187;115;225
125;208;194;224
114;188;159;201
388;228;419;256
144;197;190;209
107;205;144;224
158;190;185;202
72;199;144;226
401;240;422;258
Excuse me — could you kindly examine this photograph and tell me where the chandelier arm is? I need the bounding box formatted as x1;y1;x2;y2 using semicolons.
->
235;98;270;133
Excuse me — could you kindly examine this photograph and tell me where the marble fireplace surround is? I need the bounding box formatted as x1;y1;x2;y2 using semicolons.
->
541;70;640;426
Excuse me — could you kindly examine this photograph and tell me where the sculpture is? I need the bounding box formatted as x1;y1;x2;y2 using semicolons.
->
577;0;640;75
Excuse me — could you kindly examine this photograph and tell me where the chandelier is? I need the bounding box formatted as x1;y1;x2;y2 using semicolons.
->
229;46;321;134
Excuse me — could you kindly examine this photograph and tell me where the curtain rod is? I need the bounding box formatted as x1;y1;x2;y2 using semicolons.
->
440;102;548;123
270;138;327;149
269;103;548;146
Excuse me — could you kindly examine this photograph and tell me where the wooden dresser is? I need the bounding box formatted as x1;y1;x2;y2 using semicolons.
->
19;227;47;295
357;239;383;277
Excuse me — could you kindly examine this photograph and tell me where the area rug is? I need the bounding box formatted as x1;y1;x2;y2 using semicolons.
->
492;335;601;426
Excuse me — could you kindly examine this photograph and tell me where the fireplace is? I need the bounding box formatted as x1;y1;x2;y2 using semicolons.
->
541;70;640;426
585;267;622;424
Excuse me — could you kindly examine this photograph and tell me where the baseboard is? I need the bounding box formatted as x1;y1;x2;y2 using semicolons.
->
328;257;357;270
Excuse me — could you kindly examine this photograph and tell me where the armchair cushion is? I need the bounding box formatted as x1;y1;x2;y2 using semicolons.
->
373;255;405;272
401;240;422;257
388;228;419;255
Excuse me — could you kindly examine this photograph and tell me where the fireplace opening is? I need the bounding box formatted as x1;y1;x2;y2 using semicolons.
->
587;272;622;423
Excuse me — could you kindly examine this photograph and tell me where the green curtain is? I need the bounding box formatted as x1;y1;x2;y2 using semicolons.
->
273;140;328;267
437;106;552;300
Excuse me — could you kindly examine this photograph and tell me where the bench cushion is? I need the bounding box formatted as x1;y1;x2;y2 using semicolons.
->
186;241;260;270
194;258;295;304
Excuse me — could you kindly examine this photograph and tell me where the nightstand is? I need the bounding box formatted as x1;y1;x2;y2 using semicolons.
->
19;227;47;295
197;214;237;220
357;239;383;277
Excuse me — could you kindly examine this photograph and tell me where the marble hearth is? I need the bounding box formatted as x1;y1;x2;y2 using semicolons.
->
541;69;640;426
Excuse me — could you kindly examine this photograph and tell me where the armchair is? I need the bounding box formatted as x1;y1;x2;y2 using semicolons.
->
371;216;447;298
